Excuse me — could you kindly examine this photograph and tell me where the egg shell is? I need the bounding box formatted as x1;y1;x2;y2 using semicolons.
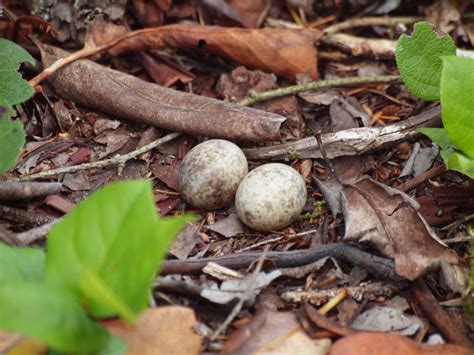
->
179;139;248;210
235;163;307;231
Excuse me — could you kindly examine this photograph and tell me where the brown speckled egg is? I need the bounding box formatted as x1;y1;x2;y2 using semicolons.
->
179;139;248;210
235;163;307;231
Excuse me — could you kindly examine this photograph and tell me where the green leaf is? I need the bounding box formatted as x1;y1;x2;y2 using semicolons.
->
441;56;474;159
417;127;456;150
48;334;127;355
0;39;35;106
45;180;192;320
445;150;474;179
0;118;26;174
0;243;45;283
396;21;456;101
0;283;110;353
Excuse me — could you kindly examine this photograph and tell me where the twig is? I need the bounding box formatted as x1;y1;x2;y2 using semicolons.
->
324;16;422;34
0;182;62;200
16;220;60;245
411;279;472;347
8;132;181;182
238;75;398;106
0;205;55;225
210;247;269;341
29;27;176;87
303;302;357;337
161;243;402;281
283;282;405;305
396;164;446;192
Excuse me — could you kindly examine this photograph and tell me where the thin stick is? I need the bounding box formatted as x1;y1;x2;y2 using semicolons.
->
238;75;399;106
411;279;472;347
210;247;269;341
9;132;181;182
324;16;422;34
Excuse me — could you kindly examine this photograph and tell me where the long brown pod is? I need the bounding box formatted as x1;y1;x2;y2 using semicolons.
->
40;44;285;143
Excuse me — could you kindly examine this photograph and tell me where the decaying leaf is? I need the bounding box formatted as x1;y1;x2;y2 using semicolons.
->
104;306;201;355
206;213;246;238
350;306;423;335
222;309;331;355
342;177;458;280
200;270;281;305
40;45;285;143
329;332;472;355
107;22;322;81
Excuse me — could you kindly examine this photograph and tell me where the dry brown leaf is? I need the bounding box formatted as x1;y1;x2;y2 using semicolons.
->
329;332;472;355
41;45;285;142
222;309;331;354
342;177;458;280
229;0;267;28
108;22;322;81
103;306;201;355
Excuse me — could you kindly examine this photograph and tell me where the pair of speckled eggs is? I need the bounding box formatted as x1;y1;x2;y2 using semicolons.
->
178;140;307;231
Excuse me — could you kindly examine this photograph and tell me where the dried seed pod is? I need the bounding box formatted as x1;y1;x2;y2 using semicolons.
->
235;163;307;231
179;140;248;210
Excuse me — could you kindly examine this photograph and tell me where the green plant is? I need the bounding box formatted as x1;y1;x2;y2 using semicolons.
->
300;199;326;223
396;20;474;320
396;21;474;178
0;39;35;174
0;180;192;353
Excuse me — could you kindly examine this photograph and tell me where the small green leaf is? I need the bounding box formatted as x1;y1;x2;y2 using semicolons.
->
396;22;456;101
441;56;474;159
0;283;110;352
0;118;25;174
0;243;45;283
417;127;456;150
46;180;192;319
0;39;35;106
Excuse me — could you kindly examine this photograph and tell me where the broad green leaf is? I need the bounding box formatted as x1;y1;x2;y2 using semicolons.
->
0;243;45;283
441;56;474;159
396;22;456;101
445;150;474;179
0;100;14;120
48;334;127;355
0;39;35;106
46;180;192;319
0;283;110;352
417;127;456;150
0;118;25;174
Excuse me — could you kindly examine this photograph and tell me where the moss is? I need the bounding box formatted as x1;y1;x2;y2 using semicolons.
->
299;199;326;223
286;148;299;161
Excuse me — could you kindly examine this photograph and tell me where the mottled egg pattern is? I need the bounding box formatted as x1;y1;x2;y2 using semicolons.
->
236;163;307;231
179;139;248;210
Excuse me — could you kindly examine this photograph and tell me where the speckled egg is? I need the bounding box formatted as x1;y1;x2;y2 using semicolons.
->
179;139;248;210
235;163;307;231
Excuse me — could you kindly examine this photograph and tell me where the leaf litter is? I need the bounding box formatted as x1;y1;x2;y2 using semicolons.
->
1;1;474;354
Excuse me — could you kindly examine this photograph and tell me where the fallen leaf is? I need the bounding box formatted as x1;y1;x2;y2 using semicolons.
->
169;222;199;260
342;177;458;280
41;45;286;143
138;51;195;87
206;213;246;238
223;309;331;355
151;159;180;191
108;22;322;81
218;66;304;139
200;270;281;305
104;306;201;355
350;306;422;336
329;332;472;355
229;0;267;28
